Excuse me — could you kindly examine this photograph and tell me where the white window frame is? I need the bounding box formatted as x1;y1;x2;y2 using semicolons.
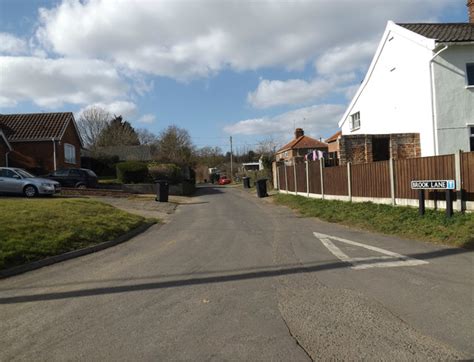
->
350;112;361;131
64;143;76;164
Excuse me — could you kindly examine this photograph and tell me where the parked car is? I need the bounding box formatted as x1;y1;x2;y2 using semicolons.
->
0;167;61;197
45;168;98;189
218;176;232;185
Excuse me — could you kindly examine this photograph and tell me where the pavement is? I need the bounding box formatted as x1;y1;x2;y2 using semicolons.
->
0;185;472;360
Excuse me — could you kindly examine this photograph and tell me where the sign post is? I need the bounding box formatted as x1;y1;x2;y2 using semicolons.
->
411;180;456;217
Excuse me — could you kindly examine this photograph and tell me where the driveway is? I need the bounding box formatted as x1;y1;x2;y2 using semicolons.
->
0;185;472;360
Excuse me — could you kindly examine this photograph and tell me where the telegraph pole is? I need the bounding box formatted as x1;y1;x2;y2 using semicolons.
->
230;136;233;180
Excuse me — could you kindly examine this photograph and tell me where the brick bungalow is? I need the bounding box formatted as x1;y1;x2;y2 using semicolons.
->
276;128;328;163
0;112;83;173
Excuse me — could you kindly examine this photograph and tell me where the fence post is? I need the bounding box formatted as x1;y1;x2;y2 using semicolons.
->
277;165;281;191
389;158;396;205
284;164;288;194
455;150;463;212
320;158;325;199
306;160;309;197
294;161;297;195
347;162;352;202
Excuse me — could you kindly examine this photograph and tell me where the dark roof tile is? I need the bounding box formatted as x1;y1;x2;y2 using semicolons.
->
397;23;474;42
0;112;73;142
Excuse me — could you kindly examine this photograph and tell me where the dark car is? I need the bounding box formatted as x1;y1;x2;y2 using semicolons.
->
46;168;98;189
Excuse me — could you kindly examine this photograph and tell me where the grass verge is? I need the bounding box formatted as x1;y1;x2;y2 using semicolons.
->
274;194;474;249
0;198;154;270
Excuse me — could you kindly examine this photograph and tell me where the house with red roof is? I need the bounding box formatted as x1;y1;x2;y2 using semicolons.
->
0;112;83;173
275;128;328;162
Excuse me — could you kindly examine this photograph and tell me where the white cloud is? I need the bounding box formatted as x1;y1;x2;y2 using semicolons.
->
315;40;378;75
138;114;156;124
247;74;355;109
224;104;345;138
0;33;28;55
78;101;138;120
35;0;453;80
0;57;128;108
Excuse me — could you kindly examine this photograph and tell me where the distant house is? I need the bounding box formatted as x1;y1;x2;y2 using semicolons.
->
325;130;342;162
338;5;474;164
276;128;328;163
0;112;83;173
94;145;153;162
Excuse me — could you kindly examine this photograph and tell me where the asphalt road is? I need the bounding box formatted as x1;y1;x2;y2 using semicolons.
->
1;186;472;360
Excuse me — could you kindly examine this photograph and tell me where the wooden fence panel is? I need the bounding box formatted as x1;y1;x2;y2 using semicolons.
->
395;155;455;199
286;165;295;192
323;165;348;196
295;163;307;193
461;151;474;201
308;161;321;194
352;161;391;198
278;166;286;190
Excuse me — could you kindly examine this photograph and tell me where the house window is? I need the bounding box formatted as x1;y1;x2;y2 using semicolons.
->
64;143;76;164
467;63;474;86
350;112;361;131
470;127;474;152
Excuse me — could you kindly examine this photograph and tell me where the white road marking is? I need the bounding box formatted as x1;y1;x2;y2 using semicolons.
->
313;232;428;270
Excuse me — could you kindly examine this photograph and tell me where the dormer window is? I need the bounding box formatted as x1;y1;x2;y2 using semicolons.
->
350;112;361;131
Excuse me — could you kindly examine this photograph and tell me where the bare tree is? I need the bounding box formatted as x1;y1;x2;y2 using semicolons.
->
137;128;159;145
156;125;194;165
77;106;111;149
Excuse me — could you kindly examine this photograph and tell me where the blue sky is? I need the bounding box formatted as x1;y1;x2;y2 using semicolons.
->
0;0;469;152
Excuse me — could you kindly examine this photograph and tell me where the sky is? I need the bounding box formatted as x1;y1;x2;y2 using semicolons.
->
0;0;469;153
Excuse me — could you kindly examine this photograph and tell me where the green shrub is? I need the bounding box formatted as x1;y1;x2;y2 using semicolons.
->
116;161;149;183
148;162;183;184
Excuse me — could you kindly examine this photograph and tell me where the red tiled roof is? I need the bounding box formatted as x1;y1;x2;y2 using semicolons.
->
397;23;474;42
325;131;342;143
0;112;75;142
278;135;328;152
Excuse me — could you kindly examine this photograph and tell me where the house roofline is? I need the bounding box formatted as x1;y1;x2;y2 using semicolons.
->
0;130;13;151
338;21;437;129
59;113;84;148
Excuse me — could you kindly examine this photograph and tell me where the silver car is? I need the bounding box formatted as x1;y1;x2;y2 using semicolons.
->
0;167;61;197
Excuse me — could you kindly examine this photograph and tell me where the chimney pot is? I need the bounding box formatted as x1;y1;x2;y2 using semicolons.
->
468;0;474;23
294;128;304;139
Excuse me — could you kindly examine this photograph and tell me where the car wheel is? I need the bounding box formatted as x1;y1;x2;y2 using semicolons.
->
76;183;87;189
23;185;38;198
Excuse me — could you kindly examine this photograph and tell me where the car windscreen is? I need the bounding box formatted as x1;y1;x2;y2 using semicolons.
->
85;169;97;177
15;169;35;178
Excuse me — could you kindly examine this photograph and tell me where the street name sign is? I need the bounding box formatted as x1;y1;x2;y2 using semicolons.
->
410;180;455;190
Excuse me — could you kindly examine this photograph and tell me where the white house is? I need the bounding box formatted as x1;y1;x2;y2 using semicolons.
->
338;12;474;159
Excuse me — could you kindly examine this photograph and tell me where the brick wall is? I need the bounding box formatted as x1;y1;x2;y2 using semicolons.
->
339;133;420;165
9;121;82;173
389;133;421;160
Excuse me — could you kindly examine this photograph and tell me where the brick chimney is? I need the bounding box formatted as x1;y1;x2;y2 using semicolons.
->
294;128;304;139
469;0;474;23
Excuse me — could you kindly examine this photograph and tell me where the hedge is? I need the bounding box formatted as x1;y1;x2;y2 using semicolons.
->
116;161;149;183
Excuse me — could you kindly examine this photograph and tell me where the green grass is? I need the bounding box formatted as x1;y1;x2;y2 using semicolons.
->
0;198;153;270
274;194;474;249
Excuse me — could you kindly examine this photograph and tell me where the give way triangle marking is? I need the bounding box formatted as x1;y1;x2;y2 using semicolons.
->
313;232;429;270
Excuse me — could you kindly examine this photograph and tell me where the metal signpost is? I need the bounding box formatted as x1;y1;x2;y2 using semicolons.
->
410;180;456;217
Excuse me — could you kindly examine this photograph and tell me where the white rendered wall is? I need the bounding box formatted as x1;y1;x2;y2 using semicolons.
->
433;45;474;155
340;28;436;156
